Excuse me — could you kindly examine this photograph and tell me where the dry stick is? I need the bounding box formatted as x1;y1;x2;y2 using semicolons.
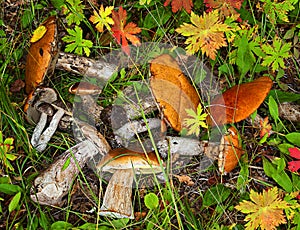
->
56;52;118;81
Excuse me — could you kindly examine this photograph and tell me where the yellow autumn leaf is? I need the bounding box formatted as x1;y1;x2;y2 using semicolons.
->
89;5;114;32
30;25;47;43
235;187;290;230
176;10;230;60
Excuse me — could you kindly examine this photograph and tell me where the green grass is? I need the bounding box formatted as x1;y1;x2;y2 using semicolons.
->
1;0;300;229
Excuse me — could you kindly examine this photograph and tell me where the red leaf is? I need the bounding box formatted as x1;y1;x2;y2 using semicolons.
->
111;6;141;54
204;0;243;19
164;0;193;13
289;147;300;159
288;160;300;172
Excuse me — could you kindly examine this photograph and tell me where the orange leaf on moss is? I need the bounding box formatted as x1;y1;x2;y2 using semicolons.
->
235;187;290;230
176;11;230;60
111;6;141;54
164;0;193;13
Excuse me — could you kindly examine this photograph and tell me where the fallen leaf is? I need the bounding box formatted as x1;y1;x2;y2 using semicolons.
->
25;16;57;94
218;126;243;174
30;25;47;43
174;174;195;186
10;79;25;93
235;187;289;230
175;11;230;59
150;54;200;131
204;0;243;20
259;116;272;138
164;0;193;13
111;6;141;54
288;147;300;172
207;76;273;126
89;5;114;32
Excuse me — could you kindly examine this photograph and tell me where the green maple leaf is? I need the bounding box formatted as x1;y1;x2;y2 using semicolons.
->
184;104;208;136
261;37;291;71
63;0;85;26
62;26;93;56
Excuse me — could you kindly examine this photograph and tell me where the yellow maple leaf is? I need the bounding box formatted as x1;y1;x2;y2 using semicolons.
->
89;5;114;32
30;25;47;43
235;187;290;230
176;10;230;60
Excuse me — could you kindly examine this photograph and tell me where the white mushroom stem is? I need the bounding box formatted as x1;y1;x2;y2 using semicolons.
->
33;108;65;152
100;169;134;219
31;139;100;206
56;52;117;82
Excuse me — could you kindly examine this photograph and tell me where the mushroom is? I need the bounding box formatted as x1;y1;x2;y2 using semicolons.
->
25;16;117;95
96;148;163;219
218;127;244;174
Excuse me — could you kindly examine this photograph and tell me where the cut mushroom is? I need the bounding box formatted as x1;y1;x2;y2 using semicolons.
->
218;127;244;174
96;148;163;219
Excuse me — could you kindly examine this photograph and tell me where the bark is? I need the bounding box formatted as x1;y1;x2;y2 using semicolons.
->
56;52;118;84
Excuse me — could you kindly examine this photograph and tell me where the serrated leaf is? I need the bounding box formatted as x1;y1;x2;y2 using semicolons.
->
8;192;21;213
164;0;193;13
176;11;230;59
235;187;289;230
144;192;159;209
50;221;73;230
111;6;141;55
89;5;114;32
204;0;243;19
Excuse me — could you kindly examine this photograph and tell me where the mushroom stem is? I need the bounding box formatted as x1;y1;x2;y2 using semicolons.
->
100;169;134;219
56;52;117;82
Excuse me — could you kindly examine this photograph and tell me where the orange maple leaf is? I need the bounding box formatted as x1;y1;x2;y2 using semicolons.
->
175;11;230;60
204;0;243;20
235;187;290;230
111;6;141;54
164;0;193;13
259;116;273;138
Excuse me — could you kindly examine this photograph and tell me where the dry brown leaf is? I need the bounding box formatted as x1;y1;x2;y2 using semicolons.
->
25;16;57;94
174;174;195;186
150;54;200;132
207;76;273;126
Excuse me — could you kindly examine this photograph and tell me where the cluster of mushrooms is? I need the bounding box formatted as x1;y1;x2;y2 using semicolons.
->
25;16;276;219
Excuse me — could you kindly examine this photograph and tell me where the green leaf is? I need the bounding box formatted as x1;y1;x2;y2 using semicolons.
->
263;157;292;192
78;223;97;229
268;90;300;103
286;132;300;146
144;192;159;210
202;184;231;208
8;192;21;212
143;8;172;30
61;157;71;171
51;0;65;10
278;143;295;155
268;96;279;121
0;184;22;195
50;221;73;230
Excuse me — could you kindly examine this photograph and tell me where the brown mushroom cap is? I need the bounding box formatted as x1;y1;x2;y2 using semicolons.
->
25;16;57;94
96;148;163;174
68;82;102;95
218;127;244;174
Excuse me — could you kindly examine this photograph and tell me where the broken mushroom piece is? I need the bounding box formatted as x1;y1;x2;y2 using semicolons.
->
69;82;102;95
218;127;244;174
96;148;163;219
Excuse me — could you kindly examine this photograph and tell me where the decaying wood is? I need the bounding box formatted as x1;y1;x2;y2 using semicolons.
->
278;102;300;122
56;52;118;83
100;169;134;219
31;140;100;206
